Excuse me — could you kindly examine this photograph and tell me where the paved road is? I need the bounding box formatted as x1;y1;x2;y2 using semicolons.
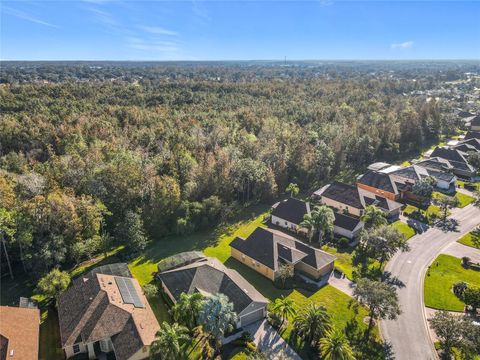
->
380;204;480;360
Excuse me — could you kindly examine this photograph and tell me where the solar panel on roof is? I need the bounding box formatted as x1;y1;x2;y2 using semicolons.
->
114;277;144;308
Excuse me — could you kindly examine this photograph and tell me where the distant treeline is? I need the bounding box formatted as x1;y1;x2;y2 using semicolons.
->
0;63;466;277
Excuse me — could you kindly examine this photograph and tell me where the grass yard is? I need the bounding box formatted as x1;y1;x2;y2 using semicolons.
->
39;308;64;360
456;180;480;191
389;220;415;239
403;203;441;217
457;231;480;249
424;254;480;312
432;191;475;209
321;245;354;280
129;205;270;286
279;286;375;359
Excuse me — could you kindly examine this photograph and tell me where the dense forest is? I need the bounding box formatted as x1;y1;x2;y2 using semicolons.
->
0;62;473;278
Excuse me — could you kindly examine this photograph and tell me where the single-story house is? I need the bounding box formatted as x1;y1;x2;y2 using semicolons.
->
357;188;403;220
57;263;160;360
270;197;310;231
470;115;480;131
333;212;364;239
0;305;40;360
157;257;268;328
230;227;336;282
429;147;477;179
389;164;457;191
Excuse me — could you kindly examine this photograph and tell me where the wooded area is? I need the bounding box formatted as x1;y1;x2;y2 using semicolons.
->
0;63;466;278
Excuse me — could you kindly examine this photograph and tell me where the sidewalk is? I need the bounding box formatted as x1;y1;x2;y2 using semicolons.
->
442;241;480;263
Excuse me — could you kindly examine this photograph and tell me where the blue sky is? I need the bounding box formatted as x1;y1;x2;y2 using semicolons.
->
1;1;479;60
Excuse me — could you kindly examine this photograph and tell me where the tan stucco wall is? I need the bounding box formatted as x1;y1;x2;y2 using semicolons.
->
356;183;398;201
231;247;275;281
295;261;334;279
320;197;363;217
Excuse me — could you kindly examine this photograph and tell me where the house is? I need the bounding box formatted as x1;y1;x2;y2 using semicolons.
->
0;305;40;360
429;147;477;179
158;257;268;328
470;115;480;131
464;131;480;141
271;197;310;231
333;212;364;239
314;181;402;220
389;164;457;192
356;171;399;201
314;182;365;217
230;227;336;282
57;263;160;360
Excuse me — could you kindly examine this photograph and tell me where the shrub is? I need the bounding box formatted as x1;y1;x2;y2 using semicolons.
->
462;256;471;267
240;331;254;343
452;281;468;297
142;283;158;298
337;237;350;248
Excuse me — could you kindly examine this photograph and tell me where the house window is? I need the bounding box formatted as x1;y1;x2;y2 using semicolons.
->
73;344;80;354
285;221;288;225
241;254;245;261
99;338;112;353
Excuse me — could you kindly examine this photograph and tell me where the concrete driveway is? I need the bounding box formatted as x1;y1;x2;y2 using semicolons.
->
442;241;480;263
244;320;301;360
380;204;480;360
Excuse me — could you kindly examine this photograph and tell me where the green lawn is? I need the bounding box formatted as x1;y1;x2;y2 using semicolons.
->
403;204;440;217
389;220;415;239
457;231;480;249
321;245;354;280
424;254;480;311
39;308;64;360
456;180;480;191
432;191;475;209
280;286;375;359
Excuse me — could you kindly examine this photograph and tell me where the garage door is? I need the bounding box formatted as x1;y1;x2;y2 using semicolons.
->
241;308;265;327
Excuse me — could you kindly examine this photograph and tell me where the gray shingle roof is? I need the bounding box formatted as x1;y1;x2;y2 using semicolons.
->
271;198;310;225
334;212;362;232
230;227;335;272
357;171;397;194
318;182;363;209
158;258;268;316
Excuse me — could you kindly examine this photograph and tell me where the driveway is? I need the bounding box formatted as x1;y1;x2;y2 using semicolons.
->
380;204;480;360
244;320;302;360
328;271;355;297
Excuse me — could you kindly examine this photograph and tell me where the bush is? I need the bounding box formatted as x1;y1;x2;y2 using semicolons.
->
462;256;471;267
142;283;158;298
337;237;350;248
452;281;468;297
240;331;254;343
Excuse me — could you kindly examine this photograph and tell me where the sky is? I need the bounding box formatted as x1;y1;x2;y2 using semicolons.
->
1;0;479;61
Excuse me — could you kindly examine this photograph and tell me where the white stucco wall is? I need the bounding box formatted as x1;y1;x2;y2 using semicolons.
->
271;215;298;230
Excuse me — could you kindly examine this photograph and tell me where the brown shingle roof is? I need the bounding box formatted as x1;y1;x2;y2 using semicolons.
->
0;306;40;360
57;264;159;357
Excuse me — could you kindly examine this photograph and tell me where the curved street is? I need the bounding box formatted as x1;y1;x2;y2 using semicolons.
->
380;204;480;360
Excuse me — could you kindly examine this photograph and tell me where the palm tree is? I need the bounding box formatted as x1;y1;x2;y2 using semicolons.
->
319;329;355;360
272;296;297;327
285;183;300;197
171;292;204;329
293;304;332;347
301;205;335;245
361;205;387;229
150;322;190;360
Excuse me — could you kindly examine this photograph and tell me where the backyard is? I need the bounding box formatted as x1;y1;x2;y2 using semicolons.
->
424;254;480;312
